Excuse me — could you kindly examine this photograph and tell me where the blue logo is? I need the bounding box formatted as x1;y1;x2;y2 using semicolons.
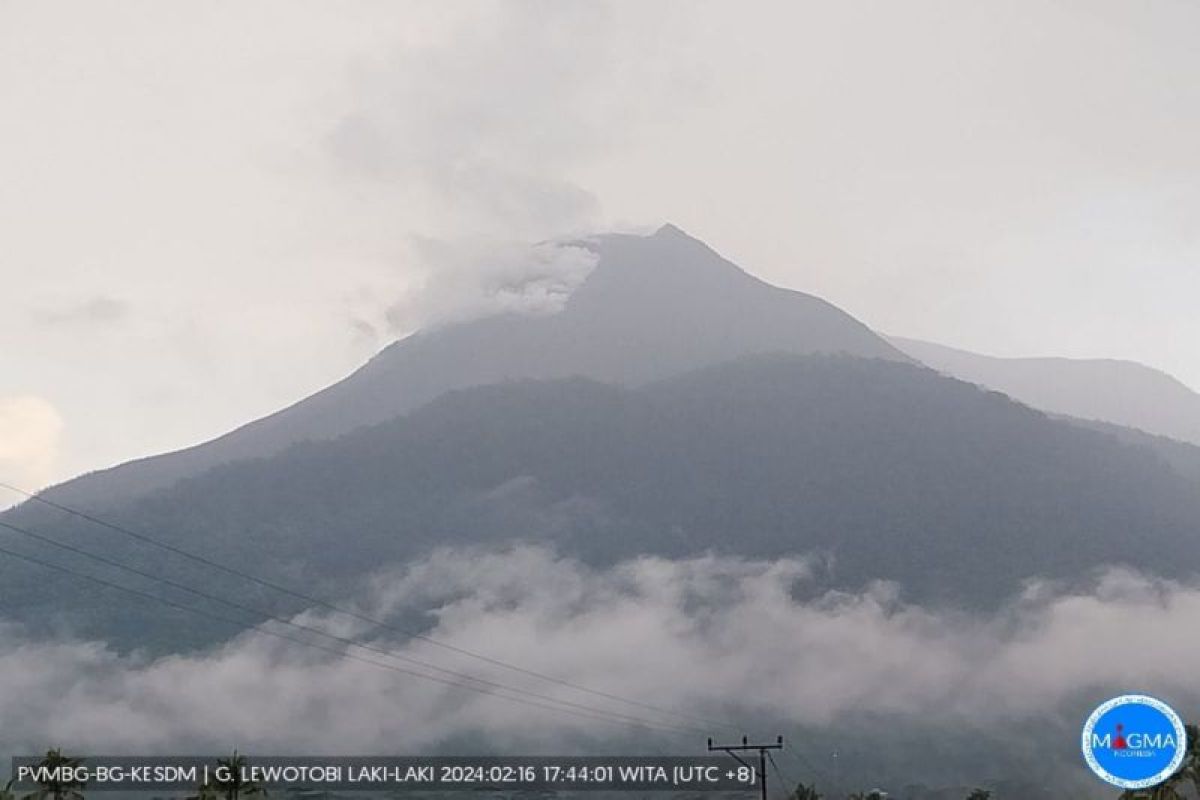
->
1081;695;1186;789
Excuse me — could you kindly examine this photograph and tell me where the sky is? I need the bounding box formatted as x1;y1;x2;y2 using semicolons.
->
3;0;1199;491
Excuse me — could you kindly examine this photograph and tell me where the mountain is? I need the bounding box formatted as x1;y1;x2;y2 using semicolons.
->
39;225;907;509
1060;415;1200;486
5;355;1199;649
891;336;1200;446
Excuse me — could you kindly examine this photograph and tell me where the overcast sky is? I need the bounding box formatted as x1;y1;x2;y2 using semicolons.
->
3;0;1198;492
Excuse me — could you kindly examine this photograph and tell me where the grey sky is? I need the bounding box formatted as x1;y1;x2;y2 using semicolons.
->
3;0;1198;490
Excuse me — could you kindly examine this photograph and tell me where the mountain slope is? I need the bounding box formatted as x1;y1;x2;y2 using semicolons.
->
1058;415;1200;486
891;336;1200;446
5;355;1198;649
37;226;906;509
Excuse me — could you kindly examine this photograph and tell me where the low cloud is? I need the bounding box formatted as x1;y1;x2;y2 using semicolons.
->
0;547;1197;767
0;395;64;500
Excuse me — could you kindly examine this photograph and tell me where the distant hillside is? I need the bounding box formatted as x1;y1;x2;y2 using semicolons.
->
34;225;906;510
5;355;1198;649
1058;415;1200;486
891;336;1200;446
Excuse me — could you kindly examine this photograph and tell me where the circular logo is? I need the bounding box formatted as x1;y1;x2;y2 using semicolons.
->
1081;694;1186;789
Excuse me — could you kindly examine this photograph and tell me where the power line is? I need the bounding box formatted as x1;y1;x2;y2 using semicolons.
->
708;736;784;800
0;517;705;734
0;480;737;734
0;538;702;735
781;744;835;792
766;750;795;797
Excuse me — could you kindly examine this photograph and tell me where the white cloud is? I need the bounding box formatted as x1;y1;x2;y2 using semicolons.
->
0;395;64;500
1;547;1196;768
381;239;598;332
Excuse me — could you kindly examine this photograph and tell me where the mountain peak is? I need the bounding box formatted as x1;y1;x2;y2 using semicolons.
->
31;225;907;509
572;223;749;299
653;222;690;239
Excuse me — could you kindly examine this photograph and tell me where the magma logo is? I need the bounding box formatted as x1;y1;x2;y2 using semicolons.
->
1082;694;1186;789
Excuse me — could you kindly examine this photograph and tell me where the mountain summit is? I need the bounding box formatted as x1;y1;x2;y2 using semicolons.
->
40;226;906;507
8;226;1200;647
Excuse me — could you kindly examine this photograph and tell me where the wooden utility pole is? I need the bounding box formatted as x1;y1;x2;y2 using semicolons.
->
708;735;785;800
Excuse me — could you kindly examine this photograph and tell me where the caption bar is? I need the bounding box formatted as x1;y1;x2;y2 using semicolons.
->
10;756;758;792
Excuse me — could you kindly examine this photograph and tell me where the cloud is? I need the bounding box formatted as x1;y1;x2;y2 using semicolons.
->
321;2;663;241
324;2;692;340
382;239;598;333
0;395;64;499
31;296;128;326
0;546;1196;777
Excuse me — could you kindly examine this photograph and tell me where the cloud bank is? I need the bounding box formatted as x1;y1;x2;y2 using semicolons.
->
1;546;1196;768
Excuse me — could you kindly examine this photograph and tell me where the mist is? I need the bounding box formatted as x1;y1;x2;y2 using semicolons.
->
0;545;1194;795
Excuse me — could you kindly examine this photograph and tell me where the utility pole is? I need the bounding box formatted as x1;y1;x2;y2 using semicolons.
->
708;735;785;800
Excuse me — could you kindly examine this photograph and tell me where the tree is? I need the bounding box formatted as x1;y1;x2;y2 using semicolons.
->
21;750;85;800
210;752;265;800
792;783;823;800
1119;724;1200;800
1182;724;1200;798
186;777;221;800
1118;780;1186;800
